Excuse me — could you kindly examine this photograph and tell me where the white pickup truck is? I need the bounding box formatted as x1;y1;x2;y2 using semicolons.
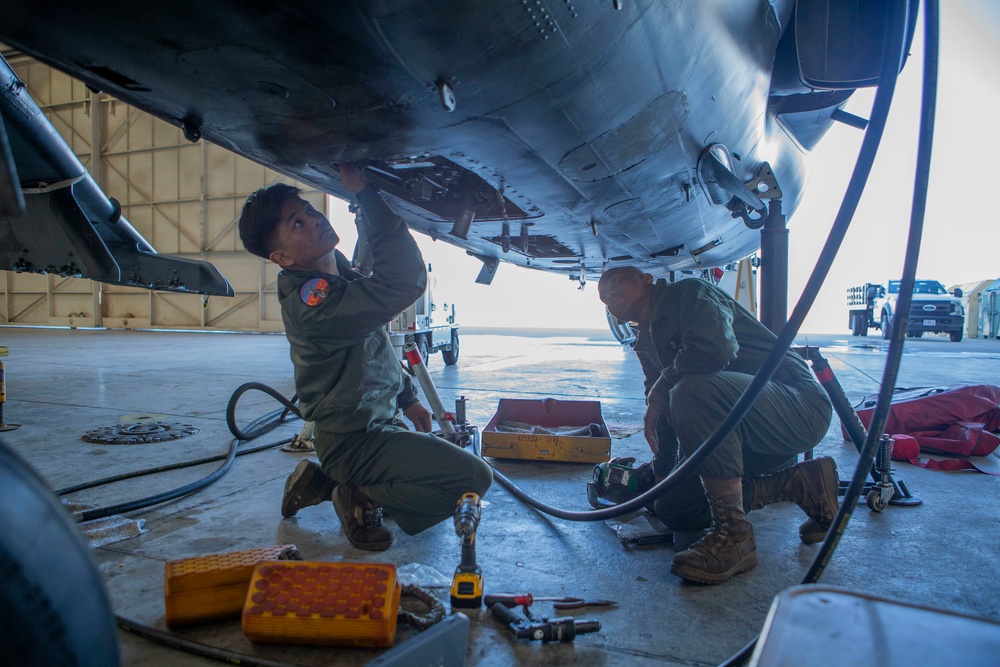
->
847;279;964;342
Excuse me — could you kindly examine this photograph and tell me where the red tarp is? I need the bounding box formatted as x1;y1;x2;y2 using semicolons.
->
844;386;1000;474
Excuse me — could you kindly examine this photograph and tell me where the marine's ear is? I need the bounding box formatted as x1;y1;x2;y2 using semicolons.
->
269;248;291;268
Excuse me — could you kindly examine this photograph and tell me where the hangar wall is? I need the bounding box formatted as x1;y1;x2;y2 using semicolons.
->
0;52;325;333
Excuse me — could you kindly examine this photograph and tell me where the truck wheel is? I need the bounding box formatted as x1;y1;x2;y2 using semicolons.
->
950;329;963;342
881;313;891;340
416;333;430;367
850;314;865;336
442;329;460;365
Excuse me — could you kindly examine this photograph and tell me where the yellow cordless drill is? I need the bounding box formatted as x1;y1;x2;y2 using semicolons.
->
449;492;483;609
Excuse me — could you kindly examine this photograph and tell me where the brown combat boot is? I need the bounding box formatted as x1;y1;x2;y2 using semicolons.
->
670;477;757;584
749;457;839;545
281;459;337;518
332;485;395;552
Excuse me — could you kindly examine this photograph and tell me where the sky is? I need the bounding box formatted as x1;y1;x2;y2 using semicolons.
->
328;0;1000;334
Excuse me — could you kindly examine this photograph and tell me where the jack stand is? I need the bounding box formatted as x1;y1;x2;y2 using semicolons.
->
865;435;896;511
0;355;22;432
794;346;922;507
436;396;476;450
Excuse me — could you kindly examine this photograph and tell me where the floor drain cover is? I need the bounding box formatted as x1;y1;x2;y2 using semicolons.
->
82;422;199;445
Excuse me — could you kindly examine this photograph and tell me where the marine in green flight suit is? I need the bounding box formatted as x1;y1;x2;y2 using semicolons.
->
238;164;491;551
599;267;838;584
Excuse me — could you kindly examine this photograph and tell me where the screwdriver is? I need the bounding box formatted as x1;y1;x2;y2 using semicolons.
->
484;593;558;608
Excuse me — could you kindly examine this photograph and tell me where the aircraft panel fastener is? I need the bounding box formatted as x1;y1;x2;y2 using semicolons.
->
437;80;456;112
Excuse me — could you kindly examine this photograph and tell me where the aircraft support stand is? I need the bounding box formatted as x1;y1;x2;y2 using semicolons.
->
759;199;788;335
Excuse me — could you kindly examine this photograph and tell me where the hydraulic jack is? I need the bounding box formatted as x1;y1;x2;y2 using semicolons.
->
795;346;922;508
403;339;477;449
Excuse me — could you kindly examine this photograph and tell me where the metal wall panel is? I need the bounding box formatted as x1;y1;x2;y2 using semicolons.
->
1;53;322;333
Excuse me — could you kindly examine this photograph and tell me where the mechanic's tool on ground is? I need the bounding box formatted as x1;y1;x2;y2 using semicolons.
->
242;561;401;647
484;593;617;610
552;597;617;610
620;532;674;547
164;544;300;627
440;395;476;449
450;492;483;609
404;340;455;437
489;603;600;643
587;456;656;509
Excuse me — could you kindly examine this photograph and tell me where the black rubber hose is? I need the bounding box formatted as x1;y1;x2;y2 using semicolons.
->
72;440;240;523
65;384;301;521
226;382;302;441
490;60;910;517
720;1;937;664
116;615;304;667
55;438;291;496
488;0;909;521
801;0;938;587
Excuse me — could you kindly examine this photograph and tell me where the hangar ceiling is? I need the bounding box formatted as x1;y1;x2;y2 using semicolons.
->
0;51;323;333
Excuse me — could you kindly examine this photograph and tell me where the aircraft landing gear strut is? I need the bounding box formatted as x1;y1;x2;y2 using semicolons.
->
759;198;789;335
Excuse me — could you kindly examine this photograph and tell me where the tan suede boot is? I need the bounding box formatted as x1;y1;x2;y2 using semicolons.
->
281;459;337;518
332;485;394;551
670;477;757;584
749;457;839;544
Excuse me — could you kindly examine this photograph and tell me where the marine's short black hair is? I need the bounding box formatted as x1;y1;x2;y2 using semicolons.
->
238;183;301;259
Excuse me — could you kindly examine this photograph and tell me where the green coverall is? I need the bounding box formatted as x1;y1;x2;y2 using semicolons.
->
636;278;832;531
277;185;492;535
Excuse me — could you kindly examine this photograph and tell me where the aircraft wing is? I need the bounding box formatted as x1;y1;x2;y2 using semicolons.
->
0;56;233;296
0;1;915;287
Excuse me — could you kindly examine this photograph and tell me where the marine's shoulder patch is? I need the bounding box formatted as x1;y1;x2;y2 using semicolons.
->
300;277;330;307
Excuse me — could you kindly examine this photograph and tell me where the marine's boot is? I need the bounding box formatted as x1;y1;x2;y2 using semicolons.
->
749;456;839;544
332;485;395;552
281;459;337;518
670;477;757;585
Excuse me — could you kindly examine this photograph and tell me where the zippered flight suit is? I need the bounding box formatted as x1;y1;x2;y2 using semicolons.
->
638;278;832;531
277;185;491;535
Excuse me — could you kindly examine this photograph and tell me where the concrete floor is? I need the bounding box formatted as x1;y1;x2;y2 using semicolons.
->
2;325;999;666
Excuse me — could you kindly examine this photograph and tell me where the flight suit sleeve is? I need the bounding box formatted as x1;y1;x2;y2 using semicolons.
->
646;283;739;412
395;370;420;411
293;185;428;342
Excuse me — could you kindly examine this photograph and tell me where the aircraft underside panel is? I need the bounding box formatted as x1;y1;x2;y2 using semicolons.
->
0;0;905;284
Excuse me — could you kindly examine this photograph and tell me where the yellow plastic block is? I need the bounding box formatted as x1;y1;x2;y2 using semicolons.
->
164;545;297;628
242;561;401;648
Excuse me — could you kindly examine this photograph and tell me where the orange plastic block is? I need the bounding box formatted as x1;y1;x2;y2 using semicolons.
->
242;561;401;648
164;545;298;628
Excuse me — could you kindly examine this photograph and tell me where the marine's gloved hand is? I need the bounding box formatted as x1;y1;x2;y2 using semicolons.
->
404;402;433;433
643;405;662;454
